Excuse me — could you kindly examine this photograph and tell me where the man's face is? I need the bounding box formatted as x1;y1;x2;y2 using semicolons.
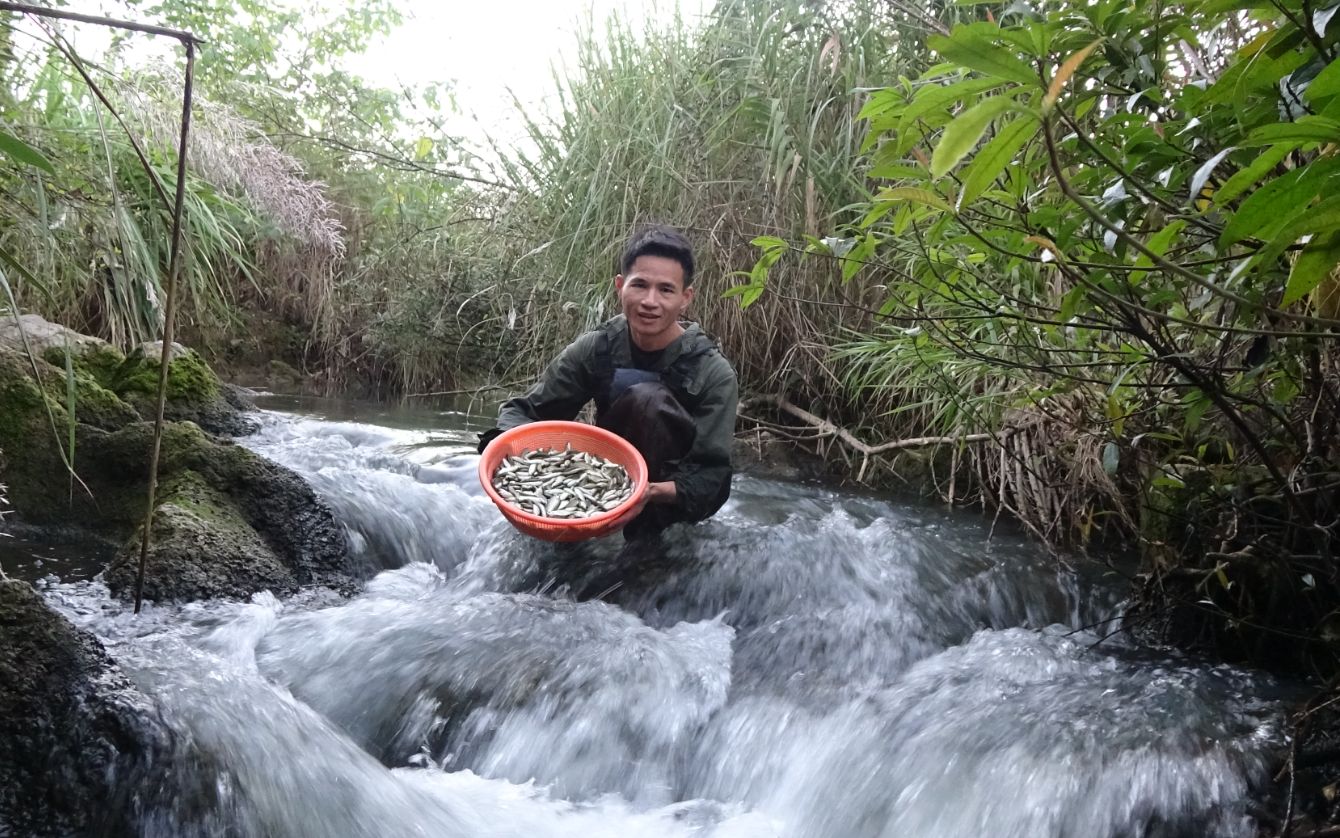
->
615;254;695;351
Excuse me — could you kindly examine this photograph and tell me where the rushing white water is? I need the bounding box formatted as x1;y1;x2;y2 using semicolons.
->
34;403;1299;837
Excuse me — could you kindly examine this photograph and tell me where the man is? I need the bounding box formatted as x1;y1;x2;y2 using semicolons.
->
478;225;738;540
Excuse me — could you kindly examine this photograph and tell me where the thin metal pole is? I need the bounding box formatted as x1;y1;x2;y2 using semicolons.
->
133;41;194;614
0;1;201;44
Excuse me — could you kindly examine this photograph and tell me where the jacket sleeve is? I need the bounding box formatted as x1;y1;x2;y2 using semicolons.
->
480;333;599;451
668;359;738;522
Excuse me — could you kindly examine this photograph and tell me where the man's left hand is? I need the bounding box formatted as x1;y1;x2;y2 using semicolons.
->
611;481;675;530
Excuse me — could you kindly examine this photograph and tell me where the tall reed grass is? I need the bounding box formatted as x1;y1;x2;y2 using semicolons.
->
486;0;913;393
0;36;342;352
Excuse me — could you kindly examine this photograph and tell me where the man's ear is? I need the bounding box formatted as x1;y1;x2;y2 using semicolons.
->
614;274;625;294
682;285;695;308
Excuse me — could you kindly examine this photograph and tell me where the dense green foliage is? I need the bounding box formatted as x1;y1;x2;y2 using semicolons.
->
483;0;911;390
747;0;1340;671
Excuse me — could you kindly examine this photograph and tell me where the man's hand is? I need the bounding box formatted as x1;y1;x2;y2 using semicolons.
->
644;481;677;505
610;481;675;530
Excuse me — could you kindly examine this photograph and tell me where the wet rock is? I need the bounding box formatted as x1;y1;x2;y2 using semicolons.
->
0;346;142;524
732;431;830;482
222;382;257;411
0;579;172;836
0;313;108;356
1;315;254;439
103;472;299;602
89;424;356;602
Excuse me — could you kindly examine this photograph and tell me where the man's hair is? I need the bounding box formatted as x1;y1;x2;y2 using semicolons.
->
620;224;696;287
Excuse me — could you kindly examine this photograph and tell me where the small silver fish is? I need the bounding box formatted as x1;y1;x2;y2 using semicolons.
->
492;446;634;519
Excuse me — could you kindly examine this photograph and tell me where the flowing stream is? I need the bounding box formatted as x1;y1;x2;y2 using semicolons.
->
26;396;1301;837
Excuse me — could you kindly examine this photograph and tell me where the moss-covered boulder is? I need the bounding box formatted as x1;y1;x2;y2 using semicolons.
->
0;315;355;603
83;422;355;602
108;341;256;437
0;580;173;835
0;346;145;524
104;472;308;601
3;314;254;438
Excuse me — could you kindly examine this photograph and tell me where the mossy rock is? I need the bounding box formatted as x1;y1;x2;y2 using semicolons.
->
103;472;298;602
112;342;219;404
41;342;128;392
0;321;352;604
80;422;355;602
110;342;254;436
83;420;215;489
0;348;142;524
0;346;139;435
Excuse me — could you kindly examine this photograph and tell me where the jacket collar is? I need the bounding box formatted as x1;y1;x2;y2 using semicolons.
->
604;315;707;371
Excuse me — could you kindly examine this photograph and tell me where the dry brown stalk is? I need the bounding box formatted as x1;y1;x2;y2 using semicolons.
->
740;393;1017;481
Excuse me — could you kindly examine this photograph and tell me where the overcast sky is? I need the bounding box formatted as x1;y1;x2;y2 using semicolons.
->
36;0;711;154
348;0;717;154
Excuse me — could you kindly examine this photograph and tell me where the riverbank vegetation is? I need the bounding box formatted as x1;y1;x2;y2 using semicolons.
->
2;0;1338;681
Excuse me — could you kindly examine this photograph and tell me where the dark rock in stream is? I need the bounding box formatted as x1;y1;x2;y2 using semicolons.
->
0;579;172;836
91;422;357;602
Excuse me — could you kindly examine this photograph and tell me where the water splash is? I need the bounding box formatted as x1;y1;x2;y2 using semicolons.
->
32;407;1300;837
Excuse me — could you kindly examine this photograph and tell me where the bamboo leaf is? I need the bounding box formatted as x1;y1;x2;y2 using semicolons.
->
957;114;1038;208
1316;3;1339;37
0;129;55;174
1308;56;1340;103
928;31;1037;86
875;186;953;212
1043;39;1103;111
0;243;53;302
1213;144;1294;208
1131;220;1187;283
841;235;878;283
1240;117;1340;147
751;235;788;252
869;162;929;180
1284;230;1340;305
857;88;904;121
1231;194;1340;279
896;77;1008;137
1188;148;1234;207
1219;159;1340;248
1102;441;1120;475
931;96;1015;178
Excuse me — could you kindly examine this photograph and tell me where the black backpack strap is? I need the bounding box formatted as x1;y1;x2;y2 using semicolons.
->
592;326;617;416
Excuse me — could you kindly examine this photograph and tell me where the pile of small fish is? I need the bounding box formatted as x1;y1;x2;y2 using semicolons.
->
491;446;635;519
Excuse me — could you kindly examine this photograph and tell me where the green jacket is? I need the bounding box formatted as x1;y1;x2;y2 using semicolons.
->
493;316;738;524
